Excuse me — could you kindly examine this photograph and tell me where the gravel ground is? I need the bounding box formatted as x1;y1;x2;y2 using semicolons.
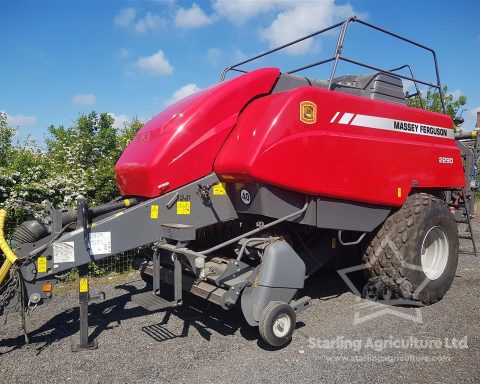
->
1;220;480;384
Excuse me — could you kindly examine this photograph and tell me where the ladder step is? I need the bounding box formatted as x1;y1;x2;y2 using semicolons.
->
451;188;478;257
131;292;177;311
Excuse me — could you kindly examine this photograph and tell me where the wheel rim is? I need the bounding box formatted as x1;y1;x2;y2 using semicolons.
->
381;286;392;300
272;313;292;338
421;226;449;280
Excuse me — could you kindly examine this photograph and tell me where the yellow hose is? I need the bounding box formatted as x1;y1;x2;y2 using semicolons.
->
0;259;12;286
0;209;18;286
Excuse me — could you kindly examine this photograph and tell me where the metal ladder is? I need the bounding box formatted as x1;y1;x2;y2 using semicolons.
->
131;243;183;311
453;188;478;257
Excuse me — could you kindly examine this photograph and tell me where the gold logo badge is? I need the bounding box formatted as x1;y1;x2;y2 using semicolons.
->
300;101;317;124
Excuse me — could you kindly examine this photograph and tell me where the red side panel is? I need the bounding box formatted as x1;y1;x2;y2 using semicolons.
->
214;87;464;206
115;68;280;197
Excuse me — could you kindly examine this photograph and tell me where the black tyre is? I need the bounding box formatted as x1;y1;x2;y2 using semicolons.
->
259;301;296;347
362;193;458;304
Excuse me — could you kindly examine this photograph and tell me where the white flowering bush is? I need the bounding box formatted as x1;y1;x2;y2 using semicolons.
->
0;111;143;237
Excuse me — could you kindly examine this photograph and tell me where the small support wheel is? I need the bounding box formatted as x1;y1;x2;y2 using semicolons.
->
259;301;296;347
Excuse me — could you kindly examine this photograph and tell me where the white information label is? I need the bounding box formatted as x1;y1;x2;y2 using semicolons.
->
90;232;112;255
53;242;75;263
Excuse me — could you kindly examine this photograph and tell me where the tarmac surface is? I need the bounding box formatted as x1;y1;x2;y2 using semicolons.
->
1;220;479;384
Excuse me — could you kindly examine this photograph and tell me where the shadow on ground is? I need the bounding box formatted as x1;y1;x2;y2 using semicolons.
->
0;264;361;355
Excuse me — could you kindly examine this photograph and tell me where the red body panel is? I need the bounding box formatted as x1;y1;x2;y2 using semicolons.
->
115;68;280;197
214;86;465;206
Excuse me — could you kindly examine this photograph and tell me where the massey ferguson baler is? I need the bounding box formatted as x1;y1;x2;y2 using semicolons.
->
0;18;469;348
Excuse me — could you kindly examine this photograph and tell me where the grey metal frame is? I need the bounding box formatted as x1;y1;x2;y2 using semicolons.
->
220;16;445;113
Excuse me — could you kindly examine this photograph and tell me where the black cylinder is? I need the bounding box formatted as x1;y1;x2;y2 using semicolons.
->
11;220;49;247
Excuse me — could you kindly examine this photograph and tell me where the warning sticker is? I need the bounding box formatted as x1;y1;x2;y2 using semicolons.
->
177;201;191;215
53;242;75;263
79;278;89;293
150;205;159;219
37;257;47;273
213;182;226;195
90;232;112;255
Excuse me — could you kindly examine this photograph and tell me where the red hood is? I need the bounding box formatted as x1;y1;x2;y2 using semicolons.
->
115;68;280;197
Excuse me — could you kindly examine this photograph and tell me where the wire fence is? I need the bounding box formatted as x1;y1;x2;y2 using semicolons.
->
61;249;140;282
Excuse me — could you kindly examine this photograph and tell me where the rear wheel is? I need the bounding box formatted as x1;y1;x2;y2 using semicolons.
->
259;301;296;347
362;193;458;304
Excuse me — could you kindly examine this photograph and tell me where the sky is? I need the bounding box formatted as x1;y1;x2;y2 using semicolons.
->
1;0;479;144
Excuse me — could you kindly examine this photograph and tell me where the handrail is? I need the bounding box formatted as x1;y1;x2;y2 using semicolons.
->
389;64;424;109
338;57;439;88
221;17;445;113
220;20;345;81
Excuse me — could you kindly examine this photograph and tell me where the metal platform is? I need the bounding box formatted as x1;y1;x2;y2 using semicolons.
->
131;292;177;311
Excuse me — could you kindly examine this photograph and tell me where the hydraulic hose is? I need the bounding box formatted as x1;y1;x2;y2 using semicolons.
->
89;198;140;218
0;209;19;286
455;131;478;140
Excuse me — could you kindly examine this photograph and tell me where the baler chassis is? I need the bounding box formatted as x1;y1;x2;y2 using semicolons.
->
0;17;466;349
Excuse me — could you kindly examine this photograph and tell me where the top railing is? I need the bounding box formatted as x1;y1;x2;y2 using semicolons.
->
221;17;445;113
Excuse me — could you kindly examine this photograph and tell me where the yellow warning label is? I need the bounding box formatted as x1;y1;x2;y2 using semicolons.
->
37;257;47;273
150;205;159;219
177;201;191;215
79;278;89;293
213;182;226;195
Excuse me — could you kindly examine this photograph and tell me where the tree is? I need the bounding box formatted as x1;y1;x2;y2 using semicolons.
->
0;112;15;167
0;111;143;215
406;86;467;129
45;112;143;206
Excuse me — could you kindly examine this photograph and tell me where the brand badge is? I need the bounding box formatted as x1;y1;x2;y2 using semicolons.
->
300;101;317;124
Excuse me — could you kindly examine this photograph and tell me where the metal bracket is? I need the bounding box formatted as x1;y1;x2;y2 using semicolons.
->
214;259;252;287
236;237;280;261
76;197;90;254
165;193;179;209
71;267;105;352
290;296;312;314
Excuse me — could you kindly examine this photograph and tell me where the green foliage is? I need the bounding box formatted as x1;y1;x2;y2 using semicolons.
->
88;261;107;276
0;111;143;228
0;112;15;167
0;111;143;278
406;86;467;129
